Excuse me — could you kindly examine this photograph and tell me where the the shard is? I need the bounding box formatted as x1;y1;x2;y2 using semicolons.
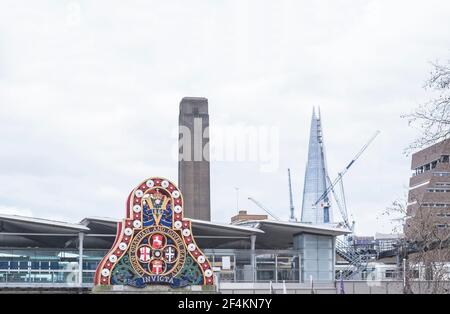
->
300;108;333;224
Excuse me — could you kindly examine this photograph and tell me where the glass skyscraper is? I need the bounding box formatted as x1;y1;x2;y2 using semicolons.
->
301;108;333;225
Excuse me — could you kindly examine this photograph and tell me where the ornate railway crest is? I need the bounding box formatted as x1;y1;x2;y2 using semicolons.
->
94;177;214;288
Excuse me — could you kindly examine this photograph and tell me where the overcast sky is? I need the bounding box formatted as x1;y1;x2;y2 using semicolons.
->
1;0;450;236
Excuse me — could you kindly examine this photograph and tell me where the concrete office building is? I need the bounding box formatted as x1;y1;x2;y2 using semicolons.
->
178;97;211;221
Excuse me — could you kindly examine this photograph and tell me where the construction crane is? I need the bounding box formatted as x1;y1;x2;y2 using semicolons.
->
248;197;281;221
288;168;296;222
326;174;353;230
313;130;380;229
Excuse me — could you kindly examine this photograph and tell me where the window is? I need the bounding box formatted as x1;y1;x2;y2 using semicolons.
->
385;270;396;279
422;203;450;208
31;262;39;270
324;208;330;223
434;172;450;177
427;188;450;192
416;167;424;175
417;158;446;174
361;271;368;280
50;262;59;270
18;261;28;269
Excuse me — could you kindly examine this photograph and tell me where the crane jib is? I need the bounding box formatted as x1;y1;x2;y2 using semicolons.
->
346;160;355;170
311;130;379;223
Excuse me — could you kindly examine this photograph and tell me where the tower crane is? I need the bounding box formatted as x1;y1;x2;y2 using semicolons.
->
313;130;380;230
288;168;296;222
247;197;281;221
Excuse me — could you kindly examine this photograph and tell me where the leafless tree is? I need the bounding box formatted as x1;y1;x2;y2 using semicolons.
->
406;201;450;294
403;60;450;152
381;197;413;294
380;58;450;294
382;197;408;234
383;194;450;294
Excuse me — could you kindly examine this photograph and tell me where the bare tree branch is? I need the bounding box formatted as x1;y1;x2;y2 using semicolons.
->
383;195;450;293
403;60;450;154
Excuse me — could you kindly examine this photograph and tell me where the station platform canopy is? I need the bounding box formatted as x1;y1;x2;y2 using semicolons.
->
0;214;349;250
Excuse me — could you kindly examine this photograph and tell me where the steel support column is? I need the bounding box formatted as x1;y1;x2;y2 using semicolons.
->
78;232;84;287
250;235;256;282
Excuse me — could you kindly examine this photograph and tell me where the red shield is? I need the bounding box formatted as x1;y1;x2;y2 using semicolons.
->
150;260;164;274
138;246;151;262
150;234;164;249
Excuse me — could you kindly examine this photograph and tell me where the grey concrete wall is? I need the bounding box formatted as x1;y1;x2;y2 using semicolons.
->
3;281;450;294
218;281;450;294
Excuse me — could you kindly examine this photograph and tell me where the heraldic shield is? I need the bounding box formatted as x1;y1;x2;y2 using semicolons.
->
94;177;214;288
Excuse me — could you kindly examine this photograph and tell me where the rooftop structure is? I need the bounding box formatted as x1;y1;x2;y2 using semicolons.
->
230;210;268;224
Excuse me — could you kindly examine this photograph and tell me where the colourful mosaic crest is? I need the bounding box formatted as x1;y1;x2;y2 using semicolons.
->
94;177;214;287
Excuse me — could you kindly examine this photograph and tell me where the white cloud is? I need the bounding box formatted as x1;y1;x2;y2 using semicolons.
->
0;205;33;217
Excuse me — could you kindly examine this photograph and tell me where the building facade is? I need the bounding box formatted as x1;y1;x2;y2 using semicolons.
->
407;139;450;235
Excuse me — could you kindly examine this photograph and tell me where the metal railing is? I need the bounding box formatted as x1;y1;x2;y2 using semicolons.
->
335;239;375;279
0;248;303;286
